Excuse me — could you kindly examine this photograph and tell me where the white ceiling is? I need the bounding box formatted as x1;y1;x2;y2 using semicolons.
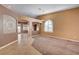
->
2;4;79;17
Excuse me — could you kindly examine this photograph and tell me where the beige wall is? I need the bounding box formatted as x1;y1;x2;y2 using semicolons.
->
0;5;19;47
37;7;79;41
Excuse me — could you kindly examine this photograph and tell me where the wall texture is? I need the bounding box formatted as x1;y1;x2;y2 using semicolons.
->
37;7;79;41
0;5;19;47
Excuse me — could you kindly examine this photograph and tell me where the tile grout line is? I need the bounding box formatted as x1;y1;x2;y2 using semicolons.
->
0;40;17;50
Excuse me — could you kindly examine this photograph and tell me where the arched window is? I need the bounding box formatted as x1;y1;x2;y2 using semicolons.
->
44;20;53;32
3;15;16;33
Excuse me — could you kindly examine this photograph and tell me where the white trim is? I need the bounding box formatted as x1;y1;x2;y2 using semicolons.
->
46;35;79;43
32;34;40;37
0;40;17;50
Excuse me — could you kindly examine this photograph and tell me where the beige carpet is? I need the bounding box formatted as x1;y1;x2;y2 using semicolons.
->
33;35;79;55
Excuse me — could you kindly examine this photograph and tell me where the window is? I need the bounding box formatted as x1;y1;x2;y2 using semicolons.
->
3;15;16;33
44;20;53;32
17;24;21;33
23;24;28;31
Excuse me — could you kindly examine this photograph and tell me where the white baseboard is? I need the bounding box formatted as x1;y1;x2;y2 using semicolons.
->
46;35;79;42
0;40;17;50
32;34;40;37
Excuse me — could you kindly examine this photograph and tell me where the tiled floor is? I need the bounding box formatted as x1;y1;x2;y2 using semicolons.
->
0;41;41;55
0;33;41;55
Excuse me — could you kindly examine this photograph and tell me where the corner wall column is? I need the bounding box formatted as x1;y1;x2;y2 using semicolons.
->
27;21;34;45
